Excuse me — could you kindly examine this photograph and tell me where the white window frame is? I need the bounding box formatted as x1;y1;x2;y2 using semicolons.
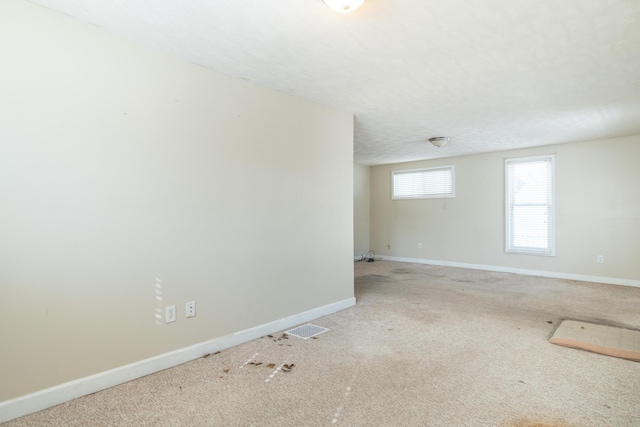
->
392;165;455;200
505;154;556;256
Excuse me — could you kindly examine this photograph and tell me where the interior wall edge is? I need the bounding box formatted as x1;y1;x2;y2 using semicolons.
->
383;256;640;289
0;297;356;424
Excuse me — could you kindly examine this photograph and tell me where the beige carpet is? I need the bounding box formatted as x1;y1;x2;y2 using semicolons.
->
549;320;640;362
4;261;640;426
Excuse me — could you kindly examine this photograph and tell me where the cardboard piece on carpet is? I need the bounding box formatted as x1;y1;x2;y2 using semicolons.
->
549;320;640;362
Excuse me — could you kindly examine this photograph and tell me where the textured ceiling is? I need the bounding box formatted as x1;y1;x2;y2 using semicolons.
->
30;0;640;165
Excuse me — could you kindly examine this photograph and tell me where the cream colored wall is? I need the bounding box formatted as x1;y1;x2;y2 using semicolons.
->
0;0;353;401
370;136;640;281
353;164;370;257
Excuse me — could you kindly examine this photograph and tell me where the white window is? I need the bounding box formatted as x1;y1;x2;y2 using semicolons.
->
392;166;455;200
505;154;555;256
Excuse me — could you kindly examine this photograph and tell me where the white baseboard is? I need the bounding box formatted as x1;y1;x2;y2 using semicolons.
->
383;256;640;288
0;297;356;423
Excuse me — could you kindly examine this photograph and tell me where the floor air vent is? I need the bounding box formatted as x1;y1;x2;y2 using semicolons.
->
286;323;329;340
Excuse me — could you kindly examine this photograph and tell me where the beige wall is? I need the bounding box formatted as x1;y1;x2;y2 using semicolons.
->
0;0;354;401
370;136;640;281
353;164;370;257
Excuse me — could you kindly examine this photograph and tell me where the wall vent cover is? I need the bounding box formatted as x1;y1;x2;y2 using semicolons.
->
286;323;329;340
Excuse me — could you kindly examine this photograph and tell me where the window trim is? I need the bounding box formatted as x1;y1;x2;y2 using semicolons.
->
391;165;455;200
505;154;556;256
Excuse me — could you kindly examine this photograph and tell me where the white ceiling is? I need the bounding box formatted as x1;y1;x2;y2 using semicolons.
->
30;0;640;165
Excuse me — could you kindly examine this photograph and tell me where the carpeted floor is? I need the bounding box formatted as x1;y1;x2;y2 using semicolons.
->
5;261;640;426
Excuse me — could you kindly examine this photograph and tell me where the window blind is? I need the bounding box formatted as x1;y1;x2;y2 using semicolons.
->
392;166;454;199
505;155;555;256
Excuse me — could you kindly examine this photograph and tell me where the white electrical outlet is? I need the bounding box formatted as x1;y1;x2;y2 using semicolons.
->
186;301;196;318
597;255;604;263
165;305;176;323
418;243;422;249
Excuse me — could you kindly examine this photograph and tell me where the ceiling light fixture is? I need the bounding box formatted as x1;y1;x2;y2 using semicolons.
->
428;137;449;148
323;0;366;13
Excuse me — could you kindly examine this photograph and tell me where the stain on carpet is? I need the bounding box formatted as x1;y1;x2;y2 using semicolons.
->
507;419;576;427
356;275;389;283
